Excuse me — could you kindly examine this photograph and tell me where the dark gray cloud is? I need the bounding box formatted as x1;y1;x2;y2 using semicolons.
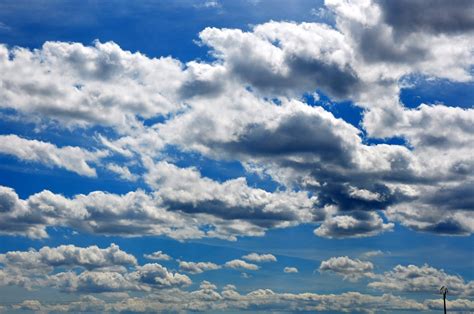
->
222;112;354;164
230;55;361;99
378;0;474;35
423;181;474;211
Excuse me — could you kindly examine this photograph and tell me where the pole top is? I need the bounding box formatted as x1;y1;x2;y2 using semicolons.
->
440;286;448;296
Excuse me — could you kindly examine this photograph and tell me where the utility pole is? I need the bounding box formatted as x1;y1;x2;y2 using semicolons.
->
440;286;448;314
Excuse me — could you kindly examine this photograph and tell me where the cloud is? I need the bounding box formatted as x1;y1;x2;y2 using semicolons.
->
0;41;185;130
319;256;374;281
143;160;320;239
194;0;222;9
241;253;277;263
178;261;221;274
314;211;394;239
360;250;384;259
0;0;472;240
0;245;190;293
130;263;192;288
283;267;298;273
5;288;433;313
225;259;259;271
105;163;138;181
0;243;136;271
425;298;474;312
0;168;319;240
143;251;172;261
197;22;360;100
377;0;474;35
0;134;105;177
368;264;474;296
2;245;474;313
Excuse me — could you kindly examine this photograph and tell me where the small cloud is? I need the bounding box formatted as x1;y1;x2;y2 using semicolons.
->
284;267;299;273
106;163;138;182
225;259;259;271
319;256;374;282
310;7;332;19
179;261;221;274
144;251;172;261
194;0;221;9
242;253;277;263
360;250;384;259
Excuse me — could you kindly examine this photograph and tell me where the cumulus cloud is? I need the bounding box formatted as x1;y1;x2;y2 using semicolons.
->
241;253;277;263
314;211;394;239
0;41;185;130
225;259;259;271
143;251;172;261
5;288;434;313
0;245;189;293
0;159;320;240
368;264;474;296
0;0;472;243
319;256;374;281
0;243;136;270
178;261;221;274
0;134;105;177
2;246;473;313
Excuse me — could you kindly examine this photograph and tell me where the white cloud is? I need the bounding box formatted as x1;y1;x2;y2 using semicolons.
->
0;244;190;293
284;267;298;273
178;261;221;274
319;256;374;281
143;251;172;261
0;41;185;130
368;264;474;296
360;250;384;259
2;245;473;313
105;163;138;181
225;259;259;271
0;134;105;177
241;253;277;263
0;243;136;270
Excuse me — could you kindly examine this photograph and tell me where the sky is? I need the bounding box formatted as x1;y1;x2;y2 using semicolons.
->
0;0;473;313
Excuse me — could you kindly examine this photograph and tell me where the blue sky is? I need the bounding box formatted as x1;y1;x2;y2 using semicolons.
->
0;0;473;313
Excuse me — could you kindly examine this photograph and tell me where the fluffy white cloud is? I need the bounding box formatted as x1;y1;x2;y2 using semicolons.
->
283;267;298;273
319;256;374;281
0;161;320;240
368;264;474;296
225;259;259;271
179;261;221;274
143;251;172;261
242;253;277;263
0;243;136;270
105;163;138;181
0;41;185;130
0;134;105;177
0;245;189;293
